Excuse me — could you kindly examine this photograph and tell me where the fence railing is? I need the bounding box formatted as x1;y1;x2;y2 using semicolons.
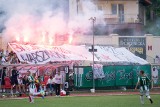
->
97;14;141;24
151;64;160;88
146;55;156;64
73;64;160;89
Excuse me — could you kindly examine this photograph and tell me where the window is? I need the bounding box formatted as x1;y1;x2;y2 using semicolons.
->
111;4;124;15
111;4;124;23
111;4;117;15
97;5;103;11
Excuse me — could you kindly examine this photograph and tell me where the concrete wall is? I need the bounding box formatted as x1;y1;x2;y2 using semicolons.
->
69;0;77;20
96;0;138;17
145;35;160;63
106;0;138;23
146;35;160;59
0;34;2;49
72;34;116;45
70;0;139;23
0;33;10;50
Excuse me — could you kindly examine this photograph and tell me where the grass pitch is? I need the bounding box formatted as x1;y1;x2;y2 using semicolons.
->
0;95;159;107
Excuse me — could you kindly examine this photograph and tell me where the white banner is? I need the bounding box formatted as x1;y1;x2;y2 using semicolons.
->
152;67;159;84
86;46;148;65
8;43;96;64
92;64;105;79
8;43;148;65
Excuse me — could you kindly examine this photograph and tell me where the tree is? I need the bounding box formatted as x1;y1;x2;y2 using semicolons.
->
145;0;160;36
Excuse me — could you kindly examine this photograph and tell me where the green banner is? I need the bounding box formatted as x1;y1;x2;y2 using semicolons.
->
73;65;151;88
115;66;133;86
97;66;116;87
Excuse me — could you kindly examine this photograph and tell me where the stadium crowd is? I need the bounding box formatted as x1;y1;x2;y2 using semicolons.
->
0;65;64;97
0;49;20;64
155;55;160;63
0;48;73;98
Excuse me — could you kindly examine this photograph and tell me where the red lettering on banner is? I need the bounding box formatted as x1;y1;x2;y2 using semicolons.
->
30;45;40;50
52;47;71;54
9;43;25;52
52;52;68;59
102;54;112;60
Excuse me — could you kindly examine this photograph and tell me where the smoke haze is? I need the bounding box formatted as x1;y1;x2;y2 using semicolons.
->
0;0;104;45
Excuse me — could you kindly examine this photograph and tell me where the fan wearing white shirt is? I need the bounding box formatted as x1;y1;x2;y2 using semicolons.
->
47;76;55;95
54;72;62;96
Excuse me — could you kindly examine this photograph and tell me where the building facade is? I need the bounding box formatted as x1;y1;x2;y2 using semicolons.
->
69;0;151;36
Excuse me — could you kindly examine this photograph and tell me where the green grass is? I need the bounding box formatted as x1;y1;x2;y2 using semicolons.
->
0;95;159;107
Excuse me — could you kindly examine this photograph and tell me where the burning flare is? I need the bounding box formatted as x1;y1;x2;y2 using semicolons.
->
42;31;46;42
16;36;20;42
24;37;29;43
49;37;53;45
68;31;73;44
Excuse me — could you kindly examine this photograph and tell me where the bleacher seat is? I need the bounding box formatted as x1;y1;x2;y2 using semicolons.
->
4;77;11;89
41;76;49;86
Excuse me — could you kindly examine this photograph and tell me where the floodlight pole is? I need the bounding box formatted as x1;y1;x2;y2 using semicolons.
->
0;68;4;95
89;17;96;93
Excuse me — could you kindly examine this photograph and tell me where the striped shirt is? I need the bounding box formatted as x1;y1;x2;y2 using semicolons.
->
28;75;36;89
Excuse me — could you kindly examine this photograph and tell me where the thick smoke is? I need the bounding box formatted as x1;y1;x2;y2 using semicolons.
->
0;0;67;44
0;0;104;46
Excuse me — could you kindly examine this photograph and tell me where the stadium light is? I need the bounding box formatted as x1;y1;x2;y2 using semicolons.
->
89;17;96;93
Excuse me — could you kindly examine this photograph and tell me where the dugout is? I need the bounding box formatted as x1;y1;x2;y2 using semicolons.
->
0;43;152;93
0;63;70;96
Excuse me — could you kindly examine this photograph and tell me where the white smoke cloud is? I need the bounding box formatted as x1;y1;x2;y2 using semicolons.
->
0;0;105;46
68;0;105;33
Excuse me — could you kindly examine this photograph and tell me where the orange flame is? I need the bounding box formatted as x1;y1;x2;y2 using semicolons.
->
68;32;73;44
42;31;46;42
68;35;73;44
42;35;45;42
24;37;29;43
16;36;20;42
49;38;53;45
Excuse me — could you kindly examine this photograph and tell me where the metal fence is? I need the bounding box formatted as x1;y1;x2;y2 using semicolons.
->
151;64;160;88
97;14;139;24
